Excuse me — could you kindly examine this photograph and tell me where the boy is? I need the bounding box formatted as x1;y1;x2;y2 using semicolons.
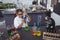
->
14;9;31;29
14;9;31;39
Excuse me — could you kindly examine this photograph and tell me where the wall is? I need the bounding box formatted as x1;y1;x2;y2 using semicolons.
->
0;0;2;2
51;12;60;26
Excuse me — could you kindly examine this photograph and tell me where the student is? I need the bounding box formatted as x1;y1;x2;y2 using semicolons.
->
45;16;56;33
14;9;31;29
14;9;31;39
46;9;52;17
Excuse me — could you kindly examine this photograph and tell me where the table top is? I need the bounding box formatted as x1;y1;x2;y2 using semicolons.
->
8;27;43;40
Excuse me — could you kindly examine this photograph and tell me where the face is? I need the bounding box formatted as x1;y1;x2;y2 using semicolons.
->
17;11;23;18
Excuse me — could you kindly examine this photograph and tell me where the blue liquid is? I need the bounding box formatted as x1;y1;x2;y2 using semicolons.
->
22;15;26;19
37;20;41;30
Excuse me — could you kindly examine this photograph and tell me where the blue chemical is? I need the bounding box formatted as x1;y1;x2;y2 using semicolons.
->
37;16;42;30
37;20;41;30
22;15;26;19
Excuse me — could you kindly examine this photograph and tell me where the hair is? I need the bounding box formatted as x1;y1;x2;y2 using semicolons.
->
16;9;23;14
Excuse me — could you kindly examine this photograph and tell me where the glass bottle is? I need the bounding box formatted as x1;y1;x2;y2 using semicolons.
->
37;15;41;31
7;25;12;36
32;22;37;36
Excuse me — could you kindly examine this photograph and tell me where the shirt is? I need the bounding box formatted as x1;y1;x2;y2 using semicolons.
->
14;16;29;29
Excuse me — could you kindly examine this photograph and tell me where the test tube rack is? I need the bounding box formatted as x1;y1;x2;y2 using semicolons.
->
43;32;60;40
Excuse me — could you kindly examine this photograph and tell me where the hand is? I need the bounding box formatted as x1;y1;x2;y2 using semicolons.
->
18;19;25;28
22;19;25;23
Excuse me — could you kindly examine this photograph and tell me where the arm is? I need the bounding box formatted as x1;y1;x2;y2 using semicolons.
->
26;14;31;21
18;19;25;28
14;19;25;29
23;8;31;21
